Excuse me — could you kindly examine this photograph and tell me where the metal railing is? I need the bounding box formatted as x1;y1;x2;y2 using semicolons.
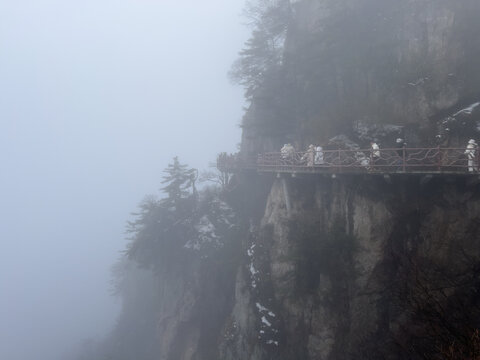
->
218;148;479;175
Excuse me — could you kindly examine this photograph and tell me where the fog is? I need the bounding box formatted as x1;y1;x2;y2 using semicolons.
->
0;1;247;359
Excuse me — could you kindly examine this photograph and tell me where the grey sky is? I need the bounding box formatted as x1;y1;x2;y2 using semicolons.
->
0;1;247;359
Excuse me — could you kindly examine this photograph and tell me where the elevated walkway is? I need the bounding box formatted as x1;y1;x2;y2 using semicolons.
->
217;148;479;176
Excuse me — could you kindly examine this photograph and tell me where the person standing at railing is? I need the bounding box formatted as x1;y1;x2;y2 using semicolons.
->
301;144;315;166
395;138;407;167
464;139;478;172
281;143;295;163
370;141;380;169
395;138;406;157
315;145;324;165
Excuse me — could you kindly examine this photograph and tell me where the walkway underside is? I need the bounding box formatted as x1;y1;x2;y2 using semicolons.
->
261;167;479;176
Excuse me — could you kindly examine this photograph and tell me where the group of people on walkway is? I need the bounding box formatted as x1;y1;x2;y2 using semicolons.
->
279;138;479;172
370;138;478;172
281;143;324;166
371;139;480;172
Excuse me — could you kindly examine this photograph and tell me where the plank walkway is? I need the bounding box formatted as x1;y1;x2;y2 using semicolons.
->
217;147;480;176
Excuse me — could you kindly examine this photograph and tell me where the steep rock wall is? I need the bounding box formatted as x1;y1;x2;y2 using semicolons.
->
218;175;480;359
288;0;480;131
242;0;480;155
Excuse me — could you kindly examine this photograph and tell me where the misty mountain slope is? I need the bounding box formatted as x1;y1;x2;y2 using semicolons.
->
76;1;480;359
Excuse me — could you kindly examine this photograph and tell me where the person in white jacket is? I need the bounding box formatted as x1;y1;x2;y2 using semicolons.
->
370;141;380;169
281;143;295;163
301;144;315;166
371;141;380;158
315;146;324;165
465;139;478;172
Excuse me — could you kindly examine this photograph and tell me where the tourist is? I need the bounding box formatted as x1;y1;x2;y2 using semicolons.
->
301;144;315;166
465;139;478;172
370;141;380;167
315;145;324;165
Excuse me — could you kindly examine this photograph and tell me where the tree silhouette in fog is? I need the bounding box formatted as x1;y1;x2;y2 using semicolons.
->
126;157;196;271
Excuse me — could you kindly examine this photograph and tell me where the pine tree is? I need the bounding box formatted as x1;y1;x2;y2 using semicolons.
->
160;156;196;211
229;0;291;98
126;157;197;269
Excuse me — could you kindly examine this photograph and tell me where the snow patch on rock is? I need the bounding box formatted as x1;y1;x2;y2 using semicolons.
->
453;102;480;117
247;243;259;288
184;215;221;251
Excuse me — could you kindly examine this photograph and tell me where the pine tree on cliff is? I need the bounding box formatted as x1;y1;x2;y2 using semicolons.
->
126;157;196;270
160;156;196;213
229;0;291;98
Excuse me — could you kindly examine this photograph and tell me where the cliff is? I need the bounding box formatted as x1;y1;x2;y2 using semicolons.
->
219;175;480;359
241;0;480;156
83;1;480;359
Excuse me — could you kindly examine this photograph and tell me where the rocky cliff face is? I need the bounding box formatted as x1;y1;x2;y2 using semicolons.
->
217;175;480;359
289;0;480;123
122;174;480;360
242;0;480;155
98;174;480;360
222;1;480;358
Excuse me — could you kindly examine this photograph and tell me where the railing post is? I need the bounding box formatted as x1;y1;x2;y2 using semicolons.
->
402;147;406;172
476;149;479;172
437;146;441;171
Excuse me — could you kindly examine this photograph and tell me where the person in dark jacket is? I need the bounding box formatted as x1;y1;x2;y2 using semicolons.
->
465;139;478;172
395;138;406;157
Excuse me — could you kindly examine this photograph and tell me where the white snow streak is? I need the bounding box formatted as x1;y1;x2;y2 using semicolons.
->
247;244;255;257
266;340;279;346
256;302;276;317
261;316;272;327
453;102;480;117
247;243;258;288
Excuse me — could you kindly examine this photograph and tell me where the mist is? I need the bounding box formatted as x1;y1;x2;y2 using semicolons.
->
0;1;247;359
